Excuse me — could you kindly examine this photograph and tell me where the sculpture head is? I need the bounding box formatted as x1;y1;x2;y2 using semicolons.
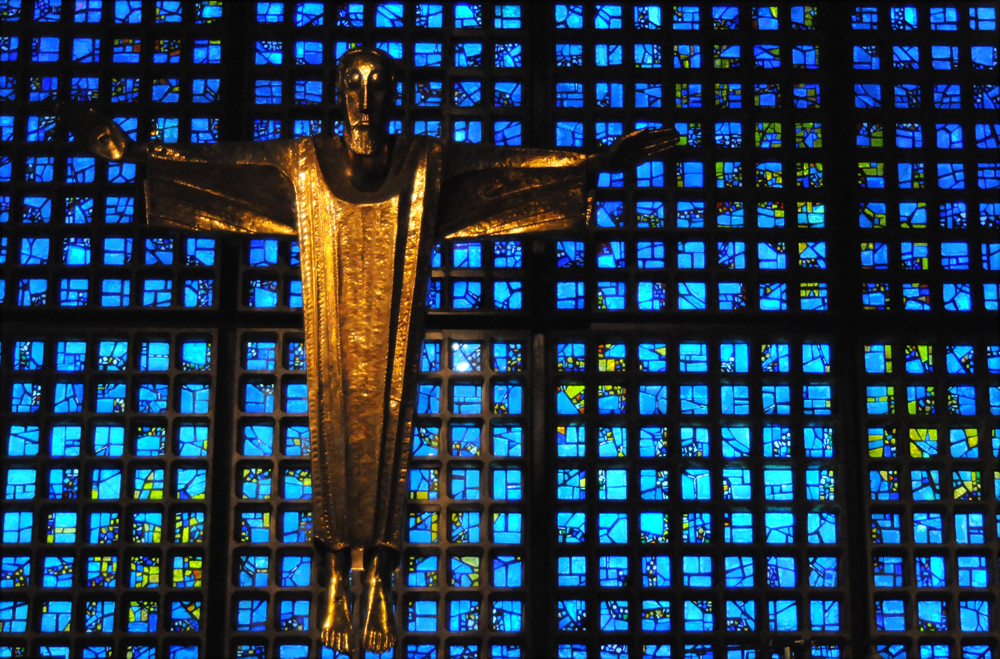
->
338;47;397;156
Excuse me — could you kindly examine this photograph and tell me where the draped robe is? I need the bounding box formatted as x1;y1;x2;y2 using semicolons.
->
144;135;590;549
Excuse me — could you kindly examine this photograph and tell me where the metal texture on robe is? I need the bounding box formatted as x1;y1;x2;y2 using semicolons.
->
142;135;590;550
293;137;441;551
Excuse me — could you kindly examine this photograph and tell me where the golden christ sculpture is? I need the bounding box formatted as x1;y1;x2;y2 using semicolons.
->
61;47;676;654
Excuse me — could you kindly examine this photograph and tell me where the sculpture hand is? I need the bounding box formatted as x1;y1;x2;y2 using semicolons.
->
58;105;141;161
600;127;680;170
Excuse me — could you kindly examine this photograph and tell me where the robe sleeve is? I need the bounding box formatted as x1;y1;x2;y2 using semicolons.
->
435;143;592;240
144;140;299;235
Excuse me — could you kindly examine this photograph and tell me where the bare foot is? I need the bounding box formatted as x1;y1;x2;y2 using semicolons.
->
361;548;397;654
320;549;353;653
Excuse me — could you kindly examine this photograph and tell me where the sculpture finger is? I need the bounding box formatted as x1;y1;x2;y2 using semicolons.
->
636;145;671;160
66;109;112;141
649;137;680;152
645;129;680;144
55;104;78;126
641;138;680;156
80;116;106;137
62;113;101;143
639;128;678;143
69;109;102;132
58;112;88;136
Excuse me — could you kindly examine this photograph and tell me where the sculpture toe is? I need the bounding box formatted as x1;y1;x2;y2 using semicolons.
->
365;629;394;654
321;611;354;653
327;629;348;653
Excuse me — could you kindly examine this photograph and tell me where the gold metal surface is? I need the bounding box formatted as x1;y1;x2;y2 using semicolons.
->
360;547;397;653
322;549;353;653
59;47;677;655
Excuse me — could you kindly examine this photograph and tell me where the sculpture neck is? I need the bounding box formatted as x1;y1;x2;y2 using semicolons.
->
344;141;393;192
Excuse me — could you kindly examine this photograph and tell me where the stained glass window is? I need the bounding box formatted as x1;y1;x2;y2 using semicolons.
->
550;334;843;656
2;3;996;658
864;340;997;654
3;332;214;654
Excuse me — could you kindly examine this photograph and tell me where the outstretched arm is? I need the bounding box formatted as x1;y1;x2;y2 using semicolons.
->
58;105;297;235
444;127;679;178
58;104;145;162
437;127;679;239
58;105;287;167
587;127;679;173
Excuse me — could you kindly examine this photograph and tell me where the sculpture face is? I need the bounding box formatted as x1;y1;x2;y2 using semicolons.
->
339;50;395;155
